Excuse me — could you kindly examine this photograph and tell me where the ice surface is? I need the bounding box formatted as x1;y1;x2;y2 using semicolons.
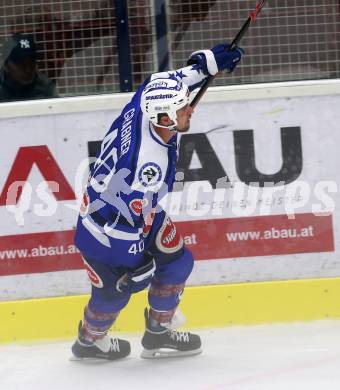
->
1;320;340;390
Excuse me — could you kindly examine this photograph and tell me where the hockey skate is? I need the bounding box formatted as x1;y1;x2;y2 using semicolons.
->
71;321;131;361
141;308;202;358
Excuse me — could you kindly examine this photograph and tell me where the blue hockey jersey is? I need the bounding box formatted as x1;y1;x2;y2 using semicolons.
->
75;64;207;268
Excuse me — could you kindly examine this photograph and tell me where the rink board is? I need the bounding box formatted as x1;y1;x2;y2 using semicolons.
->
0;80;340;301
1;277;340;343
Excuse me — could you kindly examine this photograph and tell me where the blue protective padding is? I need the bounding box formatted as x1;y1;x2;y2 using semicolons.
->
148;248;194;312
153;248;194;285
89;288;130;313
83;257;132;313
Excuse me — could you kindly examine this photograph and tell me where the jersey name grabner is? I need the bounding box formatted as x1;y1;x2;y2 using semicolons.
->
75;65;207;268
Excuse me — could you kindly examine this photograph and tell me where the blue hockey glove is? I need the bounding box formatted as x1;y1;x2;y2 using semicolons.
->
116;255;156;293
188;43;244;75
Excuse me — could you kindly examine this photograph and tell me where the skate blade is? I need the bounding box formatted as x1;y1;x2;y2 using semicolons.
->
140;347;202;359
69;355;115;363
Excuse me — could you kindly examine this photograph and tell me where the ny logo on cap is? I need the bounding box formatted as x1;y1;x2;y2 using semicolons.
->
19;39;30;49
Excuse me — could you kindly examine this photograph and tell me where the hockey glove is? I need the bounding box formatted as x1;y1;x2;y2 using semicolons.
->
116;256;156;293
187;43;244;75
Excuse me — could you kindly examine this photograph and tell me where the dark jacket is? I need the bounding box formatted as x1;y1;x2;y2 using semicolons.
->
0;67;58;102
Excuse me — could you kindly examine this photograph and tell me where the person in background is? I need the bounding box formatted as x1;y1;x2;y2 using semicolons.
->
0;33;58;102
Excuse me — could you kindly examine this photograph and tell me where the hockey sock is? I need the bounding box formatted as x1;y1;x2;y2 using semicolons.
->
148;279;185;328
81;304;119;343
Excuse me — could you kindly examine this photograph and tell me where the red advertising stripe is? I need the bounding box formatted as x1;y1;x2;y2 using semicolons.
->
0;230;82;276
178;213;334;260
0;213;334;276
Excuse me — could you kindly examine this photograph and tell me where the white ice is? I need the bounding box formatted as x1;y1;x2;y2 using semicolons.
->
1;320;340;390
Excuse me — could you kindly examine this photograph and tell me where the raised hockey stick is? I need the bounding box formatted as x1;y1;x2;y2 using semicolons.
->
190;0;266;108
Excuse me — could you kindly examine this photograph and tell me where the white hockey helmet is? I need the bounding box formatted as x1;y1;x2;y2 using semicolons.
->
141;77;190;130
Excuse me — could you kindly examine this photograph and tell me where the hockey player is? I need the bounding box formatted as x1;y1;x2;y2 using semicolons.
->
72;43;244;360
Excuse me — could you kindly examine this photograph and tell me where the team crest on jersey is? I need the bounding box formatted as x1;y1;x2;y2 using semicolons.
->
138;162;162;187
129;198;149;216
79;192;90;217
156;216;183;254
83;259;104;288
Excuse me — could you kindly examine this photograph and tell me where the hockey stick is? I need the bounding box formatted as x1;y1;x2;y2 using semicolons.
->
190;0;266;108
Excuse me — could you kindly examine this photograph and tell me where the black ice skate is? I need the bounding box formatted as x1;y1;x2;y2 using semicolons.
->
141;308;202;358
71;321;131;361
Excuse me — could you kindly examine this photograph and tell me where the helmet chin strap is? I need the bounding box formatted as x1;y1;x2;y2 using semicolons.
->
154;122;176;130
154;117;177;131
164;123;178;132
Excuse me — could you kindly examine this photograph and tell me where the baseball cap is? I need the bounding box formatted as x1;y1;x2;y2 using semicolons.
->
1;33;36;63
